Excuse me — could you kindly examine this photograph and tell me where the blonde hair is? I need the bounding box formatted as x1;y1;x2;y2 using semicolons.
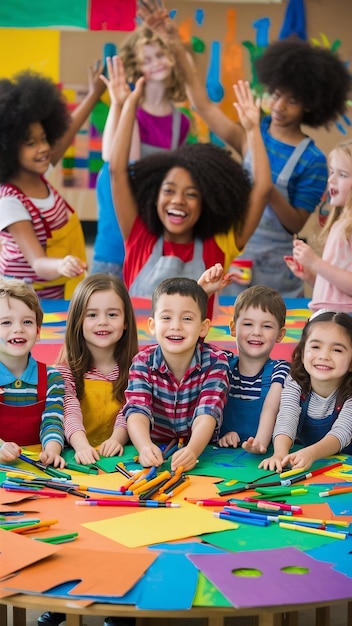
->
320;140;352;244
119;26;186;103
57;274;138;403
0;277;43;326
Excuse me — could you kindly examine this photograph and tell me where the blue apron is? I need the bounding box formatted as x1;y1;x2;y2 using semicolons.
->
297;394;352;454
220;357;275;442
225;136;311;298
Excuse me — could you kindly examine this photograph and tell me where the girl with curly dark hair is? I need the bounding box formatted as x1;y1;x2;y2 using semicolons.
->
260;310;352;472
107;58;272;317
138;1;352;298
0;65;105;299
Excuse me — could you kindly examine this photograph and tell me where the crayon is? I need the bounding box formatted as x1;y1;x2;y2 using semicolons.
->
319;486;352;497
132;471;171;496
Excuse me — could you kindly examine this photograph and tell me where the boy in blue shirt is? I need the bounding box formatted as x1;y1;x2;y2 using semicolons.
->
200;267;289;453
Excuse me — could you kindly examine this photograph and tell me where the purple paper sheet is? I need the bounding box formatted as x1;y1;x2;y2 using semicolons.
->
188;546;352;608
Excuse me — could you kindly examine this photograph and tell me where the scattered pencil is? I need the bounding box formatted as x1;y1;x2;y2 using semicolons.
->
75;499;179;507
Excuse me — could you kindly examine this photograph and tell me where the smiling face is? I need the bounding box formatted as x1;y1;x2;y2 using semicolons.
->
303;321;352;396
0;296;39;369
328;148;352;208
17;122;51;176
231;305;285;363
139;42;173;83
82;289;126;356
157;167;202;243
148;293;210;363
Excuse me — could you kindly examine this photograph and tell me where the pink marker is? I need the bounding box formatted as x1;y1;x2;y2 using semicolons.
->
244;497;302;513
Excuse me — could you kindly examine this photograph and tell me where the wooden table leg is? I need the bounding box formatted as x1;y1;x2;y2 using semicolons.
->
0;603;8;626
12;607;26;626
258;613;282;626
316;607;330;626
348;601;352;626
283;611;299;626
65;614;82;626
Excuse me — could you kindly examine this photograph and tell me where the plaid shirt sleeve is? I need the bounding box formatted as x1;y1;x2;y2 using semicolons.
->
192;348;229;427
123;351;154;425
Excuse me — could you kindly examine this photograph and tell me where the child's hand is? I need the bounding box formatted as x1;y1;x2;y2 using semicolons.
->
138;443;164;468
88;59;106;99
74;444;100;465
233;80;260;132
99;438;124;458
198;263;226;295
137;0;179;44
218;431;240;448
57;255;87;278
258;452;285;472
100;56;131;107
242;437;267;455
0;441;21;462
171;446;197;471
281;448;314;472
40;448;66;469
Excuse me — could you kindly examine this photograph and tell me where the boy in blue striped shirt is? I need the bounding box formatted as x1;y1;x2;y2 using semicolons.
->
0;277;65;467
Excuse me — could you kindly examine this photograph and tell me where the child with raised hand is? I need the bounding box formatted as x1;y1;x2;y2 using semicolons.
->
107;57;271;317
92;25;190;278
138;0;351;298
199;267;289;454
0;277;65;468
260;310;352;473
56;273;138;465
286;140;352;312
0;65;105;299
124;277;229;471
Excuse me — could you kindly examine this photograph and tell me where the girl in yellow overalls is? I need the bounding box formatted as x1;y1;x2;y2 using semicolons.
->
0;67;105;299
56;273;138;465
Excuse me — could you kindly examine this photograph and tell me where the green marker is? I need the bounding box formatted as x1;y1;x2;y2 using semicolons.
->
35;532;78;544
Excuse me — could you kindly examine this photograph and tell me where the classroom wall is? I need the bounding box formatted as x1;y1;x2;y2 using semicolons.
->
50;0;352;220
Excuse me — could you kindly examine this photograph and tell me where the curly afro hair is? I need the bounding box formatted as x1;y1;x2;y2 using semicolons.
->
255;38;352;128
0;70;71;182
128;142;252;240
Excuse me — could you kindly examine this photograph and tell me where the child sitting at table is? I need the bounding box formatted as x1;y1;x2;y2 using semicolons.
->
123;276;229;471
0;277;65;467
56;273;138;465
260;310;352;472
200;266;290;454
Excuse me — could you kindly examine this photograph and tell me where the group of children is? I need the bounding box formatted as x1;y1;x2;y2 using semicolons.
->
1;4;352;625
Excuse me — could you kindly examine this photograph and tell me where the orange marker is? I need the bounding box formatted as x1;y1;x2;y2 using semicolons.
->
132;471;171;496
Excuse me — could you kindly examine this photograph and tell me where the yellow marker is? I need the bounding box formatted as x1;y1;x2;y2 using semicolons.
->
279;522;346;540
279;468;306;479
278;514;349;527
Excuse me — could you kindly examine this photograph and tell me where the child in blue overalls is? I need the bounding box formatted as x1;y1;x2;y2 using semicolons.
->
260;310;352;472
198;270;290;455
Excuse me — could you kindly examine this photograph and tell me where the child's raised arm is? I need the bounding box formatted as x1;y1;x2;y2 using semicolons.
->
138;0;245;155
51;60;106;166
232;81;272;251
108;57;145;241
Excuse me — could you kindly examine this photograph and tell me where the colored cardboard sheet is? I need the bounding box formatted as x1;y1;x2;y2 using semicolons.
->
188;547;352;608
0;528;59;578
3;544;156;597
189;445;273;482
89;0;136;31
193;572;233;607
201;503;345;552
0;29;60;81
321;493;352;516
307;535;352;578
83;506;235;548
0;1;88;28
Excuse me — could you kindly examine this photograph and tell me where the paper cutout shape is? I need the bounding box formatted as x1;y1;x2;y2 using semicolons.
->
0;528;59;578
219;10;243;120
189;547;352;607
206;41;224;103
0;1;87;28
3;545;156;597
89;0;136;30
0;29;60;81
307;535;352;578
83;506;234;548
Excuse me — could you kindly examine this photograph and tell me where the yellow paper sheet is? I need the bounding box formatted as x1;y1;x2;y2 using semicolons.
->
83;505;236;548
0;29;60;80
